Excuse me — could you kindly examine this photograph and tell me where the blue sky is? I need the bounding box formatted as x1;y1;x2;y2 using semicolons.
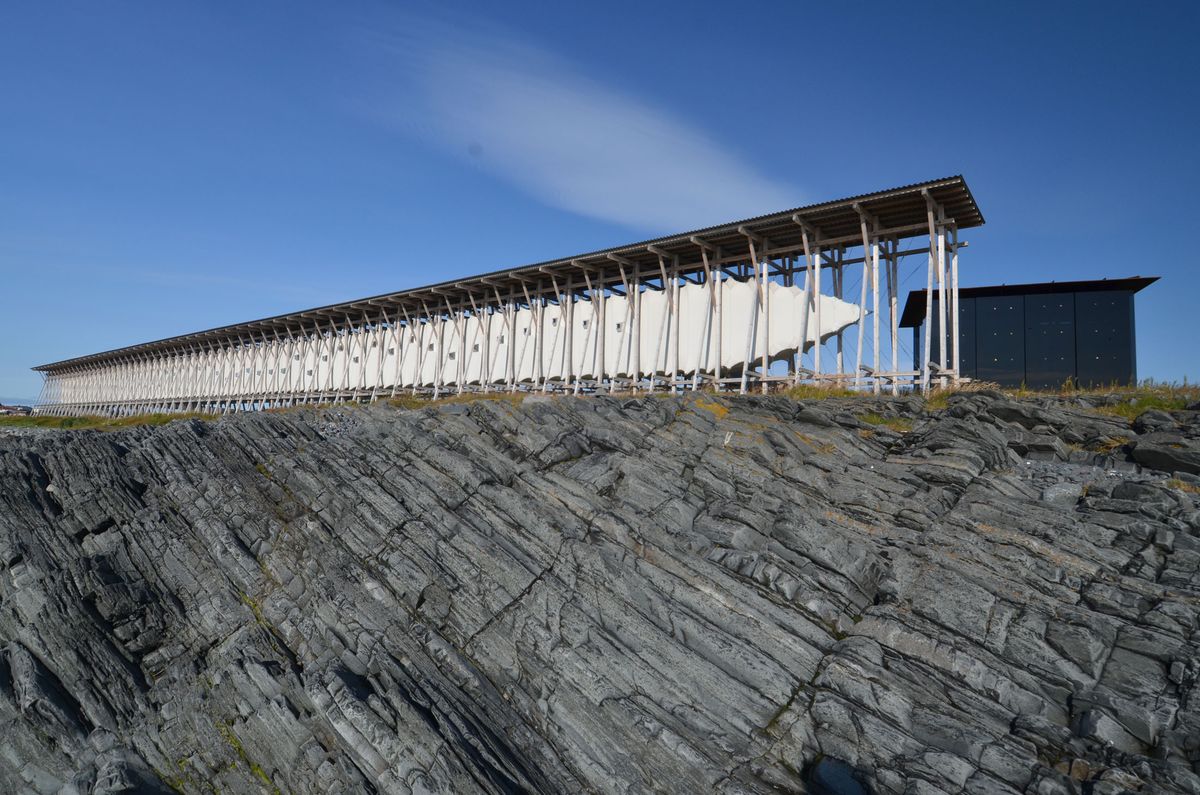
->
2;1;1197;402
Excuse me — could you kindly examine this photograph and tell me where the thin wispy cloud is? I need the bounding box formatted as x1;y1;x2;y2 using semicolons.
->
371;16;800;232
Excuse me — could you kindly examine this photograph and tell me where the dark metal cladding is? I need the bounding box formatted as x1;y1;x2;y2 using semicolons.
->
975;296;1026;386
1075;291;1136;387
1023;293;1076;390
904;277;1156;388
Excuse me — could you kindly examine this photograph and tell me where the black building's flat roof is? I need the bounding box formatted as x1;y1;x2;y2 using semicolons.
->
898;276;1158;328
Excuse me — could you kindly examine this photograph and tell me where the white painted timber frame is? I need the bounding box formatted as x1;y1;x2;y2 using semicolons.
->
33;177;981;416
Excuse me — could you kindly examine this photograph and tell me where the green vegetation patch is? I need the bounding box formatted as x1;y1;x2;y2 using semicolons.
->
0;412;217;431
217;722;281;795
860;412;914;433
780;384;858;401
1090;388;1199;421
388;392;530;410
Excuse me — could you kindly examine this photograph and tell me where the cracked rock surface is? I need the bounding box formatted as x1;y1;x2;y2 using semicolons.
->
1;391;1199;794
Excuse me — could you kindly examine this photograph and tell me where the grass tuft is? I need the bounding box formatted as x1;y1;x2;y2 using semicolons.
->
0;412;217;431
693;397;729;419
1166;478;1200;495
860;412;914;433
780;384;858;401
388;392;530;410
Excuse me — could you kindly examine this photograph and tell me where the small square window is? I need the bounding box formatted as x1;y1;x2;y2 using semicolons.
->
387;347;395;356
523;327;529;336
551;318;558;326
352;356;360;363
322;354;329;361
293;354;300;360
448;352;456;360
306;369;313;376
472;343;480;352
428;343;435;351
581;320;589;329
499;335;505;344
615;322;623;333
280;368;287;374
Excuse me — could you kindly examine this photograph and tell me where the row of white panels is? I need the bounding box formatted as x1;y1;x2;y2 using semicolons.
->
44;280;862;404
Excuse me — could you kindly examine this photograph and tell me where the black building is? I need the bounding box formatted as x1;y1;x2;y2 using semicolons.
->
899;277;1157;388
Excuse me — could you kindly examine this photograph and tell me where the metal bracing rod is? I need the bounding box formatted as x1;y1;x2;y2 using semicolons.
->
507;288;517;393
739;239;761;395
921;190;938;393
748;237;770;395
565;276;575;393
950;223;960;384
373;309;392;399
888;239;900;397
596;274;607;392
338;315;353;399
545;275;563;393
701;246;723;391
856;205;881;395
650;254;670;393
758;251;771;394
936;205;948;389
853;234;869;390
464;293;484;393
299;327;314;405
872;230;881;395
445;297;464;396
794;252;811;387
796;222;820;379
490;285;506;393
518;282;536;393
578;270;596;394
831;246;842;378
631;265;643;391
670;257;681;393
396;306;416;397
612;264;631;393
693;251;713;390
435;307;447;399
607;254;636;390
417;302;438;399
534;285;546;392
354;314;371;399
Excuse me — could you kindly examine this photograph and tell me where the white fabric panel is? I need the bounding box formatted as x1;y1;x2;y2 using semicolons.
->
46;277;866;406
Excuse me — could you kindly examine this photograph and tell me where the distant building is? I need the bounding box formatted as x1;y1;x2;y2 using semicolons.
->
899;277;1157;389
0;404;32;416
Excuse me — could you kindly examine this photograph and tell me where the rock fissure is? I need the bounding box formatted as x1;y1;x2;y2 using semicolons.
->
1;392;1199;794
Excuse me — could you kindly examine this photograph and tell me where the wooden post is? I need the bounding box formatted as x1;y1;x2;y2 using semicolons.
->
950;222;960;385
937;206;948;389
760;254;769;395
922;191;937;393
633;265;642;391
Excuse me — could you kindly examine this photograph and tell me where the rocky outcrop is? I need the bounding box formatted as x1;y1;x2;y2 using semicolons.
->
0;390;1198;794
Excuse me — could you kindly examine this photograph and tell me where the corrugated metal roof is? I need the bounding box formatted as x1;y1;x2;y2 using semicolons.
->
36;175;983;372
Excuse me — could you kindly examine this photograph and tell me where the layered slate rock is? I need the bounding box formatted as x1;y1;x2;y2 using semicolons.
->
0;391;1198;794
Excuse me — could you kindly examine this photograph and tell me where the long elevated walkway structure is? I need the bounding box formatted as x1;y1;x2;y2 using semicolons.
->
32;176;982;416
